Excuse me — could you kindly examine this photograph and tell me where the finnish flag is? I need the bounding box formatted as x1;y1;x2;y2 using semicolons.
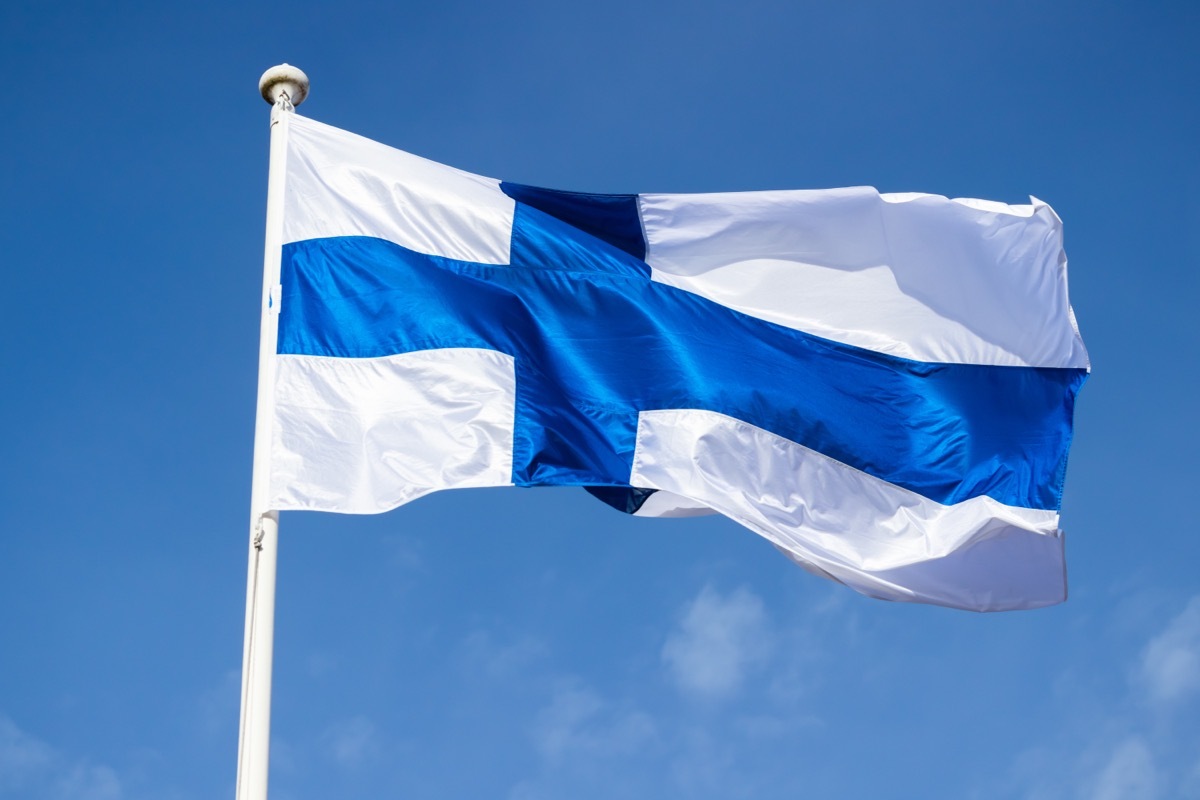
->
265;113;1089;612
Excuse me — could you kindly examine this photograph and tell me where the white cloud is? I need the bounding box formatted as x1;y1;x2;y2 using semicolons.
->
458;630;548;680
381;533;424;571
661;585;772;698
267;735;299;780
532;683;601;760
1088;737;1159;800
197;669;241;736
667;726;738;797
1136;595;1200;706
531;681;656;761
509;581;839;800
1181;754;1200;799
323;715;378;768
998;595;1200;800
305;651;340;678
0;715;54;792
51;763;123;800
732;712;821;740
0;714;122;800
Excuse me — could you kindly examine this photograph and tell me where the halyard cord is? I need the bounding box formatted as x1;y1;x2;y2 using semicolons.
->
236;517;265;795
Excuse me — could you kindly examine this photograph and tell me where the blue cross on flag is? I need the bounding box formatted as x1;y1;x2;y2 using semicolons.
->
263;113;1089;612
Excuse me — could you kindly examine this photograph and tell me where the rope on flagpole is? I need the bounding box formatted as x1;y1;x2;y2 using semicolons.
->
235;518;262;790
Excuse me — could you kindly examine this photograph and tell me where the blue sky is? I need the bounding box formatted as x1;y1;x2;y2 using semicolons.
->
1;1;1198;798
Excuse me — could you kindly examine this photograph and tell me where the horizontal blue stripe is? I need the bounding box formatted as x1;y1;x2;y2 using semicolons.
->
278;203;1086;510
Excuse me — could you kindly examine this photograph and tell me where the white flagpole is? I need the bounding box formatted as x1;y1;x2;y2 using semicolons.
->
236;64;308;800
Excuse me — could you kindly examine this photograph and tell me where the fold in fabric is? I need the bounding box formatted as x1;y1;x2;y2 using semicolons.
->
266;113;1089;611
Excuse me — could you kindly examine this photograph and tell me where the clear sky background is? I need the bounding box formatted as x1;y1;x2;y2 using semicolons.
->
2;1;1198;798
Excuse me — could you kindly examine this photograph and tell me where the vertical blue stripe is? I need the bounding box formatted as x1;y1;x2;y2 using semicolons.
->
500;182;646;261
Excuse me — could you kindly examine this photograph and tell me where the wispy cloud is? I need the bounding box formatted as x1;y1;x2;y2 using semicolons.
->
1135;596;1200;706
458;629;549;680
380;533;425;572
531;681;656;762
323;715;379;768
196;669;241;737
1090;736;1160;800
998;594;1200;800
0;714;122;800
508;580;841;800
0;715;54;792
510;679;659;800
661;585;773;699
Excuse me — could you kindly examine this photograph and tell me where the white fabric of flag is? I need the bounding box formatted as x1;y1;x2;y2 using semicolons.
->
264;113;1089;612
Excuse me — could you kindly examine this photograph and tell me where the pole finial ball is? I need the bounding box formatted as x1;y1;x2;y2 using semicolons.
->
259;64;310;107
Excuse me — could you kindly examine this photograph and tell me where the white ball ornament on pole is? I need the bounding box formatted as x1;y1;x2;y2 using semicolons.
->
258;63;309;107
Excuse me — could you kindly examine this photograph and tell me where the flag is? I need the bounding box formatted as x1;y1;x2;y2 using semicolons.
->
264;113;1089;612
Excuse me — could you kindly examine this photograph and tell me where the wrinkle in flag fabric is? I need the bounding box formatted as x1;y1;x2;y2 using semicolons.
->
266;113;1089;612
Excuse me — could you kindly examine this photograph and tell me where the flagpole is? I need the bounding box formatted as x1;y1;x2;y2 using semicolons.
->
236;64;308;800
